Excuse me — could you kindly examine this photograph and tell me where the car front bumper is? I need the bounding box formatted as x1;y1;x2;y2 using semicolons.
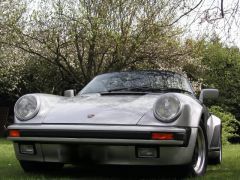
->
8;124;198;166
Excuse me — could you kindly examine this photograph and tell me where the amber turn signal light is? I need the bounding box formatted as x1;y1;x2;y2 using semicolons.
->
9;130;20;137
151;132;174;140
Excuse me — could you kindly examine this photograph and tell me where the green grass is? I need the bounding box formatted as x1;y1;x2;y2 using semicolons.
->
198;145;240;180
0;139;239;179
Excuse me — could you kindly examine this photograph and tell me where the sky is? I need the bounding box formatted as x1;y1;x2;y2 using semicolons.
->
178;0;240;47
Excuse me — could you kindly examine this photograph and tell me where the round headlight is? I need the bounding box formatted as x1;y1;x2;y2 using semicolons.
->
154;94;181;122
14;95;40;121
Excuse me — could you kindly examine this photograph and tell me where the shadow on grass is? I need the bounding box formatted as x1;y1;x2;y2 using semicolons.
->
29;165;192;179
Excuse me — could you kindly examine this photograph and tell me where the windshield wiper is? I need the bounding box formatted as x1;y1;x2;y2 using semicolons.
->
107;86;192;94
149;88;192;94
107;86;150;92
106;87;192;94
107;87;130;92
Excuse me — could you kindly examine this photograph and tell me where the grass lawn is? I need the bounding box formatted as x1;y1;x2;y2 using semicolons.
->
0;139;239;179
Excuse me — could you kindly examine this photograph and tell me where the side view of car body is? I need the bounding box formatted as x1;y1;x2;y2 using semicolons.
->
8;70;222;176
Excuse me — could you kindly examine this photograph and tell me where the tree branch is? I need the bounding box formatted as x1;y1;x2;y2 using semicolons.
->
221;0;224;18
170;0;204;26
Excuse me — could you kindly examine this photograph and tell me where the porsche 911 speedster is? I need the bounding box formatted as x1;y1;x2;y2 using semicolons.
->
8;70;222;176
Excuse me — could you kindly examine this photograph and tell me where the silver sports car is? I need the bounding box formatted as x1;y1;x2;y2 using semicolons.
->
8;70;221;176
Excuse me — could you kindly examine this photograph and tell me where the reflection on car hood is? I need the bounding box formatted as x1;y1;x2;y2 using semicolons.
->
42;94;161;125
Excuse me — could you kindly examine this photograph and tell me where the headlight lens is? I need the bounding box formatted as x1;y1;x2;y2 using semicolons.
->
154;94;181;122
14;95;40;120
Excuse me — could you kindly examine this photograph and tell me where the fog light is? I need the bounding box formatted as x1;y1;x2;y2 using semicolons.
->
136;147;158;158
19;144;35;155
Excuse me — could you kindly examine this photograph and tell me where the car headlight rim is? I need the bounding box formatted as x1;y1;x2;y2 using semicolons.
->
153;94;182;123
14;95;40;121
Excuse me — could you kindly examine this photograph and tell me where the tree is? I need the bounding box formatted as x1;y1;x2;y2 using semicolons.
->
202;40;240;115
0;0;195;88
1;0;240;97
185;38;240;118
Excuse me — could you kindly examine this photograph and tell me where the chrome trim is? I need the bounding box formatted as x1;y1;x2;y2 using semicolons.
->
8;125;189;146
8;124;186;132
8;137;184;145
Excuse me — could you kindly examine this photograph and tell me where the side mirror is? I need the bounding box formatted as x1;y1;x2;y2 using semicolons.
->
64;89;75;97
199;89;219;103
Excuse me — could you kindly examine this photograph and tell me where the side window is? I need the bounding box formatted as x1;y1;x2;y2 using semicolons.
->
86;80;107;93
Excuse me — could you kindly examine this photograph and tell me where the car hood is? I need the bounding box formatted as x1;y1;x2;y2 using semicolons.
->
42;93;160;125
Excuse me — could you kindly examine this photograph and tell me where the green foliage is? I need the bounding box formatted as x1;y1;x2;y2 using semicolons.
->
201;41;240;114
184;39;240;121
210;106;240;144
17;59;80;95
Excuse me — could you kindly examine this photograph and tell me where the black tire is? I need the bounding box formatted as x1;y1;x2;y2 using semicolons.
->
19;160;64;172
209;125;222;164
187;122;208;177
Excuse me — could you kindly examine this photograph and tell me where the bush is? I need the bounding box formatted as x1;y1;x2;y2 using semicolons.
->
210;106;240;144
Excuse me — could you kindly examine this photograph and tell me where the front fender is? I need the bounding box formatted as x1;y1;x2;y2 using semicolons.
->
14;93;64;124
207;115;221;150
138;93;204;127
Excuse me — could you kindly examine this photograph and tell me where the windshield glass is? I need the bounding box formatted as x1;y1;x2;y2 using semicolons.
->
80;71;194;94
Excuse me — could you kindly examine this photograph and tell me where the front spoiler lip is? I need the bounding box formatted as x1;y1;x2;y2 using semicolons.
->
8;124;191;146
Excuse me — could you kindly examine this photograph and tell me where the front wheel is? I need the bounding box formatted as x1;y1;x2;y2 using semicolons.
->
19;160;63;172
188;122;208;176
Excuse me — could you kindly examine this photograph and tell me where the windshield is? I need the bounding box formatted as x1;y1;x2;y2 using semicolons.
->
80;71;194;95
